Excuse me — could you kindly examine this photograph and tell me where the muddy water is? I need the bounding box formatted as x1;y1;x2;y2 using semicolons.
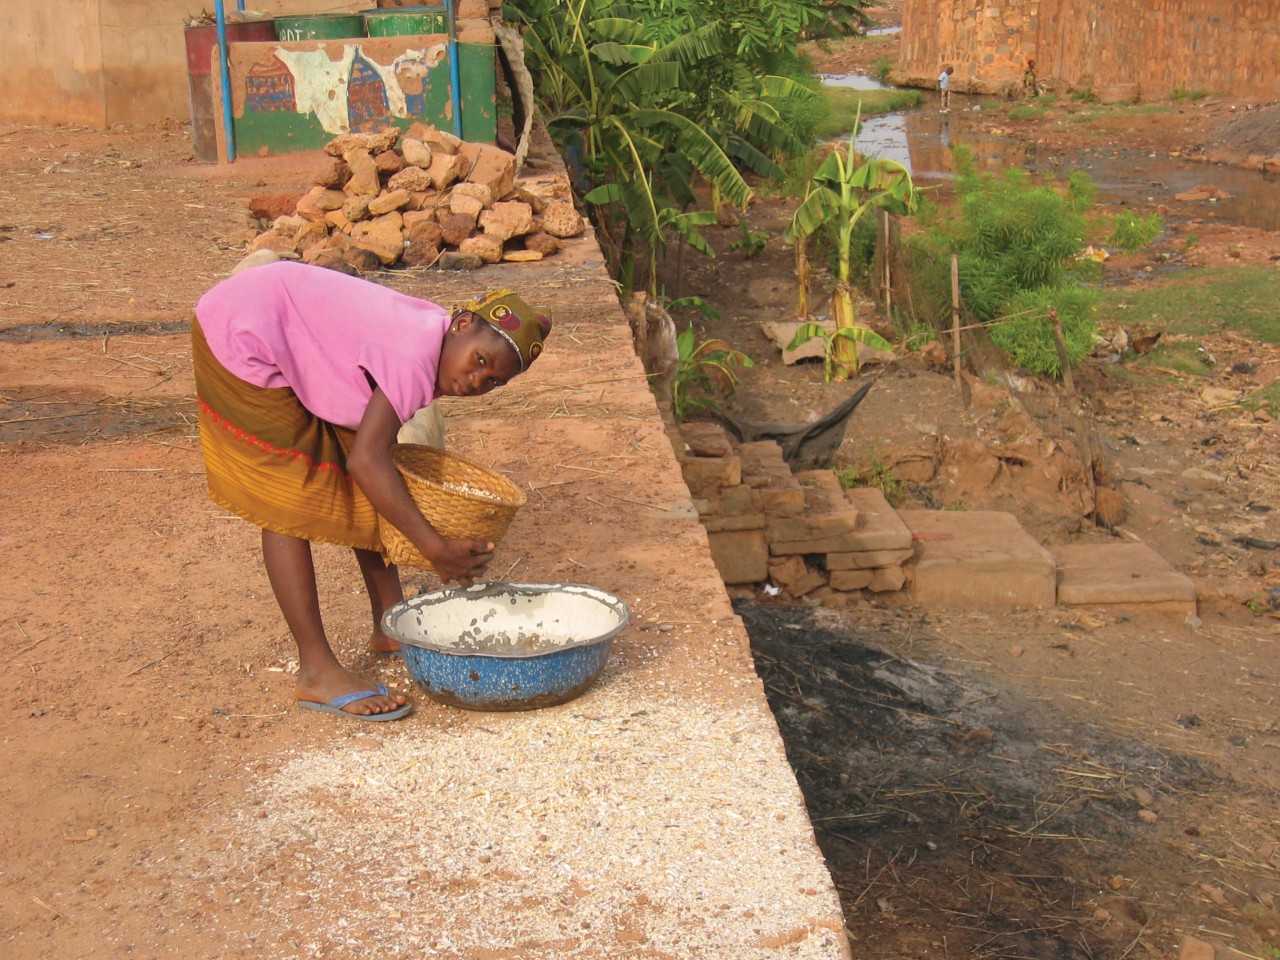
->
825;76;1280;231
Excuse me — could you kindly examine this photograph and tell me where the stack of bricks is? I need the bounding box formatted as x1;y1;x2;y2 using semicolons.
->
676;422;914;600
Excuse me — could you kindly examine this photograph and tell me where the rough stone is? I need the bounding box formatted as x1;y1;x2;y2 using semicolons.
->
1052;542;1197;616
500;250;543;262
480;201;534;242
325;129;400;158
342;245;382;273
368;189;412;216
450;181;493;208
295;186;332;222
401;138;434;169
314;157;349;189
438;251;484;271
542;199;585;238
440;211;479;247
899;509;1057;611
342;149;380;197
405;219;443;248
707;529;768;585
524;231;561;256
427;151;470;191
449;192;485;219
402;209;438;231
375;148;405;177
350;213;406;265
341;194;372;222
458;233;503;264
459;141;516;199
293;219;330;255
248;228;296;256
401;237;440;267
388;165;433;193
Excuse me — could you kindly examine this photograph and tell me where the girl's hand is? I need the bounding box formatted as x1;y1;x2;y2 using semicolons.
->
428;538;495;585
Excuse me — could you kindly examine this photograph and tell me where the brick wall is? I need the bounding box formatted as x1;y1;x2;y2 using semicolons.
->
900;0;1280;100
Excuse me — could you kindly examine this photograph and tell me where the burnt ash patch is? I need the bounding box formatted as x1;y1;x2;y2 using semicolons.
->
737;599;1217;959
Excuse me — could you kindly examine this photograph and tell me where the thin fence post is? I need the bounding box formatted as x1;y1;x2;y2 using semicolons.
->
950;254;961;387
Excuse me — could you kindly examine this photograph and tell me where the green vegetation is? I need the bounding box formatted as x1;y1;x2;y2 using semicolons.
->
1007;104;1049;121
1171;86;1211;101
871;56;893;85
907;150;1119;378
1108;211;1164;252
671;327;754;419
786;321;893;382
512;0;825;293
833;455;902;506
1249;381;1280;418
787;109;921;379
1095;267;1280;343
812;86;925;140
729;219;769;258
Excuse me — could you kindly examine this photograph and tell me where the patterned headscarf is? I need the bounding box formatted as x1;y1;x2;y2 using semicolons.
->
455;289;552;372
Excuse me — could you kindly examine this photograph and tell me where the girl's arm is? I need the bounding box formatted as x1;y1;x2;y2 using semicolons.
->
347;389;494;583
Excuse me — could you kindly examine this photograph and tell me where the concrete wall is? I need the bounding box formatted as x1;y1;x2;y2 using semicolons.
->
899;0;1280;100
0;0;371;127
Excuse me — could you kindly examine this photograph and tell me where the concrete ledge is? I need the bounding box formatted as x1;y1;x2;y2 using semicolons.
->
1052;542;1197;616
899;509;1057;610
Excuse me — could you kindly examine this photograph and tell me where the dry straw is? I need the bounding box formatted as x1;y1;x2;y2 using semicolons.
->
379;444;526;569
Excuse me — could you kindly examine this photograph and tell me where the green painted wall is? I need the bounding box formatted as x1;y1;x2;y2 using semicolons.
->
224;36;495;157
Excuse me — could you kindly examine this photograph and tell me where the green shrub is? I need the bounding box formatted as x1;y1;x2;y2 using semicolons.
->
1109;211;1164;252
987;285;1098;377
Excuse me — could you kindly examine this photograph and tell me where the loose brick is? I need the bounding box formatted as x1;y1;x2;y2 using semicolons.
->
707;529;768;584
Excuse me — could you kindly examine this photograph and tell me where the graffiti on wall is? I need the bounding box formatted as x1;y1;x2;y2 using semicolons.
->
254;43;448;134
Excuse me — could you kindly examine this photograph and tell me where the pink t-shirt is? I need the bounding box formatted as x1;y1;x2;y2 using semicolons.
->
195;261;449;428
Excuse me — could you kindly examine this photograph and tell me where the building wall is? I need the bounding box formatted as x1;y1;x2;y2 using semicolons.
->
0;0;371;127
899;0;1280;99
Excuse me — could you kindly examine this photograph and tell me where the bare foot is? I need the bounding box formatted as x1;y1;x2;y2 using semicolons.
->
368;628;401;656
296;665;407;716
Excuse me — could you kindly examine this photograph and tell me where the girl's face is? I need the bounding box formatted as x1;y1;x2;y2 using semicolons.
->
436;311;522;397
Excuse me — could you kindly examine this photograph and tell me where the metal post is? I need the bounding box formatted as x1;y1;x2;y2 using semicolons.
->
215;0;236;162
445;0;463;138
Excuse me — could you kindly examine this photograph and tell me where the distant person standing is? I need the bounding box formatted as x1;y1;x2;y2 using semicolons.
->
938;65;954;113
1023;58;1040;98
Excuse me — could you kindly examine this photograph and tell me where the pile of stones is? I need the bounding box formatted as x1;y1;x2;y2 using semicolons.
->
248;124;585;273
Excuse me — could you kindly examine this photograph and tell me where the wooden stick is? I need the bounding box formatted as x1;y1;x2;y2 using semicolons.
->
950;253;962;388
1047;306;1075;394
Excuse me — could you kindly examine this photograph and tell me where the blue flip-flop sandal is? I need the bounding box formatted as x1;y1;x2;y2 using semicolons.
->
298;683;412;721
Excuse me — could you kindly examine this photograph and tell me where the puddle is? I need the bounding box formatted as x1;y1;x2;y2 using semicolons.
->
0;319;189;343
0;396;196;444
865;24;901;36
819;73;890;91
820;76;1280;232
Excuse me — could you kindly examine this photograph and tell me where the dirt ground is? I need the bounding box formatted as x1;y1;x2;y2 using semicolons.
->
3;12;1280;959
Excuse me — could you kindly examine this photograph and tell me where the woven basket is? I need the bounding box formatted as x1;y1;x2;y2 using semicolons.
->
379;444;526;570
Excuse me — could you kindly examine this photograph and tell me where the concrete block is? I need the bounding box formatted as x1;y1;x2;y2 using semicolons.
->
869;566;907;593
785;569;827;598
703;512;766;533
829;569;873;592
843;487;913;552
899;509;1056;611
679;422;734;458
718;484;757;516
682;455;742;494
707;529;768;585
836;547;914;569
768;555;809;586
1052;543;1197;616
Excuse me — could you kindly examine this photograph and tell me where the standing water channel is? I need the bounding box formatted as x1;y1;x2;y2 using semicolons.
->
822;73;1280;232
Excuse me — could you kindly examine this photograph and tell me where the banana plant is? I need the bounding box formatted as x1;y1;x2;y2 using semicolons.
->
785;107;921;379
671;327;754;420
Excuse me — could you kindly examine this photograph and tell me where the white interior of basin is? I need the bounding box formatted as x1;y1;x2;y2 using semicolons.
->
385;584;627;654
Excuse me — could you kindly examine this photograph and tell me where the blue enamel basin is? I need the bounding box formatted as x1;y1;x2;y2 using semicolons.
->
382;582;630;711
